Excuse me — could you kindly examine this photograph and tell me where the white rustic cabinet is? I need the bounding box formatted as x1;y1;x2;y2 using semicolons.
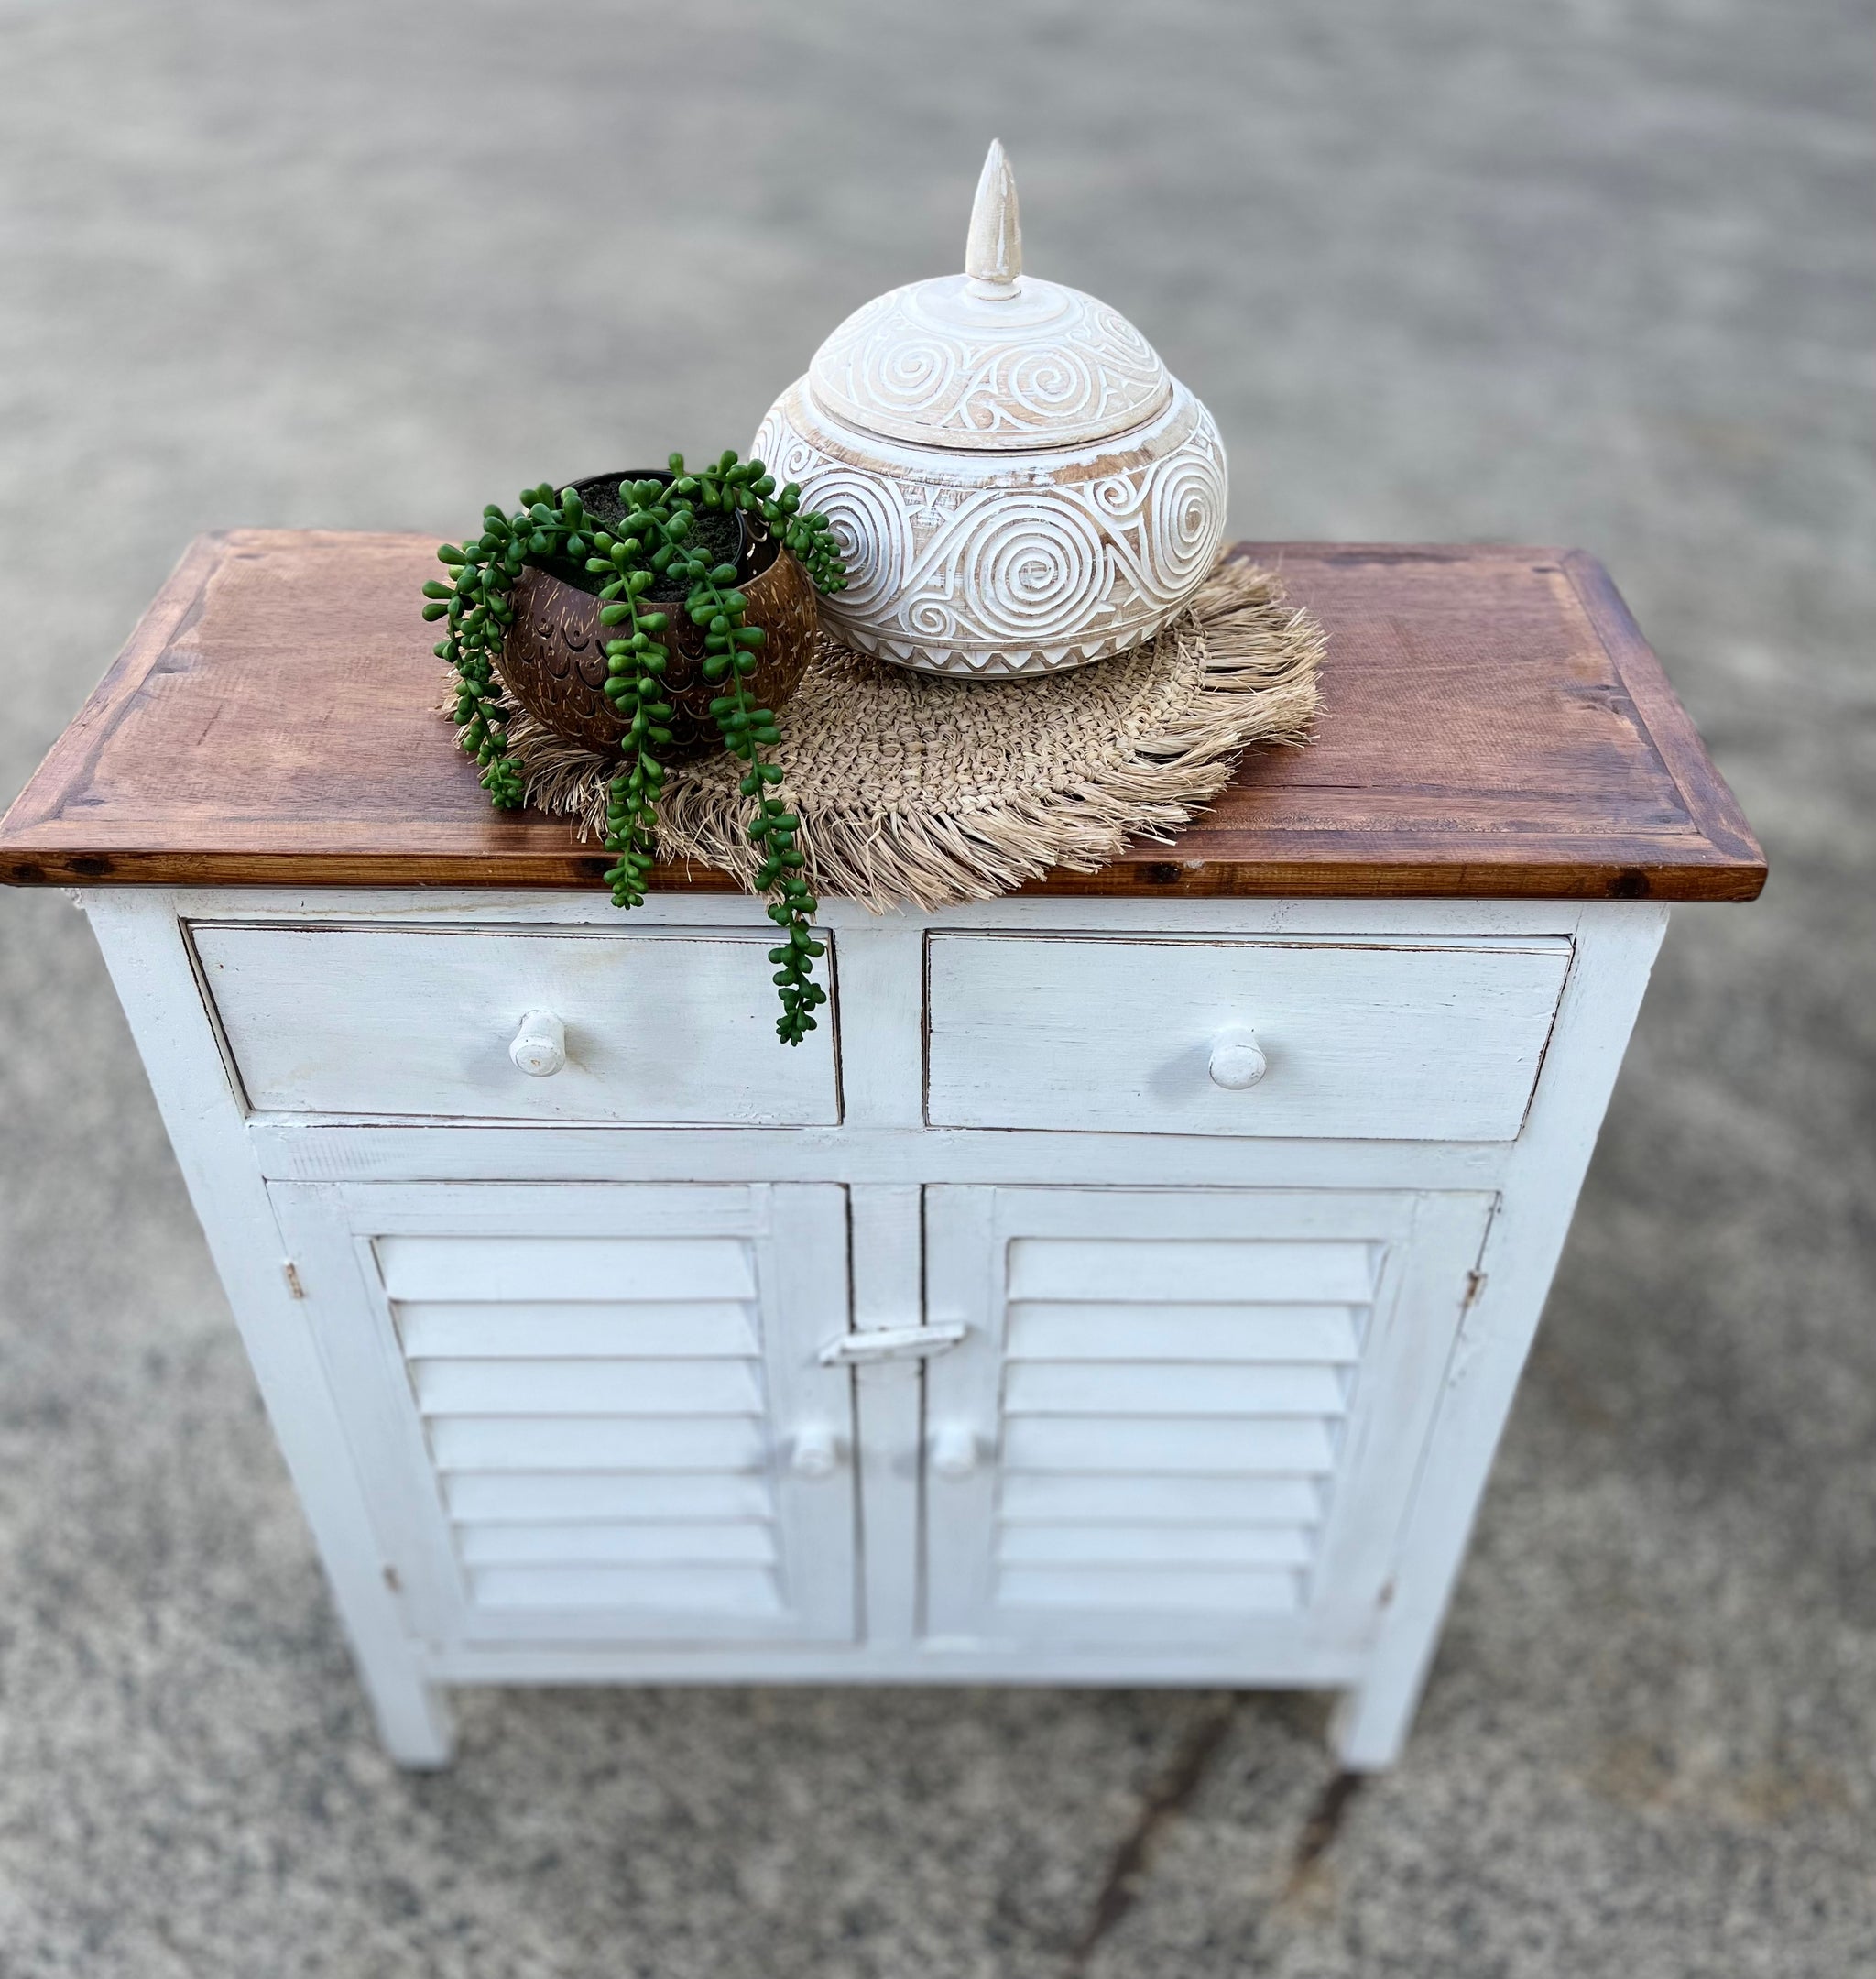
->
0;535;1764;1770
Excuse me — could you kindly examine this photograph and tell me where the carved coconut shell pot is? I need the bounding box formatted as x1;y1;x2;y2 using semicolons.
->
752;141;1228;678
497;470;820;764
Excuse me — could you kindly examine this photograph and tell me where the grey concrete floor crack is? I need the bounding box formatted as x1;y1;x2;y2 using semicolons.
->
1282;1770;1366;1893
1061;1697;1245;1977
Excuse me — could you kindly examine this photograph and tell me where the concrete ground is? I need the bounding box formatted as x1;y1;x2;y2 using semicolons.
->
1;1;1871;1972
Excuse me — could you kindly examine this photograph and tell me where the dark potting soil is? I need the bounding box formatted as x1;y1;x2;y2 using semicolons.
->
535;470;749;603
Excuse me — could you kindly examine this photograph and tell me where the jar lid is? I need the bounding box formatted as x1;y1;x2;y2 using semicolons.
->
803;142;1174;454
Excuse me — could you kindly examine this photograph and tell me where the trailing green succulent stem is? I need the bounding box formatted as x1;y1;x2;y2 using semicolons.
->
428;453;845;1044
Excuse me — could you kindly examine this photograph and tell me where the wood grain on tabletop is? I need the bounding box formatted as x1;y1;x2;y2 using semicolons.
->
0;530;1766;901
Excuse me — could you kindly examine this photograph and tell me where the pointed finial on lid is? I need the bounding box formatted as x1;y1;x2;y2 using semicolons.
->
964;139;1022;301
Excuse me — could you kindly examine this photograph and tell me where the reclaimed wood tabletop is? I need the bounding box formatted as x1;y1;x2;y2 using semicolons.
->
0;531;1764;901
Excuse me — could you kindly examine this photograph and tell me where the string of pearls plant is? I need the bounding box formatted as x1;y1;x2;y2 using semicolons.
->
423;453;846;1044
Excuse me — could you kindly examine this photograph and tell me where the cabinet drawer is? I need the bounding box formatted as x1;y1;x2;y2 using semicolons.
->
924;932;1570;1140
191;922;838;1123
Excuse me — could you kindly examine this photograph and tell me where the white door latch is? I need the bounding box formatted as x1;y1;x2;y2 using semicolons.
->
818;1321;968;1367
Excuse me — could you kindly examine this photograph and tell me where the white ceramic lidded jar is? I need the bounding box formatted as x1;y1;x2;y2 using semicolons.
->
753;142;1228;677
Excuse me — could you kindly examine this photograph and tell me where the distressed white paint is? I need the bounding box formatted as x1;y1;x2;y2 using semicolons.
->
922;1187;1492;1649
1329;902;1668;1766
268;1179;858;1648
82;883;1667;1769
84;895;457;1766
925;933;1573;1138
191;920;839;1124
847;1185;925;1647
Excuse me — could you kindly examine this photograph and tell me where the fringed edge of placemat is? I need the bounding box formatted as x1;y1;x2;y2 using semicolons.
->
449;557;1322;913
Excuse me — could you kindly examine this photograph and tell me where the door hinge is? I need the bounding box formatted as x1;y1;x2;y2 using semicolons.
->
283;1262;306;1300
818;1321;968;1368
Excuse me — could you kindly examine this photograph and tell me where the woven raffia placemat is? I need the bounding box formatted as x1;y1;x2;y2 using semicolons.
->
478;556;1322;912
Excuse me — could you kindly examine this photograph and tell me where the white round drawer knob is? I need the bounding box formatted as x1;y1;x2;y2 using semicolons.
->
509;1010;567;1077
1208;1029;1269;1090
789;1427;842;1481
930;1425;982;1480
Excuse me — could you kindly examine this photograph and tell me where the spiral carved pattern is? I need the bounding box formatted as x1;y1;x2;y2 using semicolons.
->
1149;445;1227;599
808;279;1170;451
945;501;1108;646
752;388;1227;676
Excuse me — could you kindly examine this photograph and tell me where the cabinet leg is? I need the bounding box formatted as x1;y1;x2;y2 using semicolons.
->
1329;1667;1424;1772
363;1670;456;1769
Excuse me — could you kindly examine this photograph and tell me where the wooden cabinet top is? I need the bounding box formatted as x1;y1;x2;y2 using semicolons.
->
0;530;1763;902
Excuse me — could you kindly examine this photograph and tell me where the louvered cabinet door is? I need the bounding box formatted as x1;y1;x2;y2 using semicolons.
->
269;1182;856;1647
922;1187;1496;1656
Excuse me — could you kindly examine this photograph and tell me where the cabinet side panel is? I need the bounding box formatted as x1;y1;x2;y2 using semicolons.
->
1335;902;1670;1767
82;891;452;1765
